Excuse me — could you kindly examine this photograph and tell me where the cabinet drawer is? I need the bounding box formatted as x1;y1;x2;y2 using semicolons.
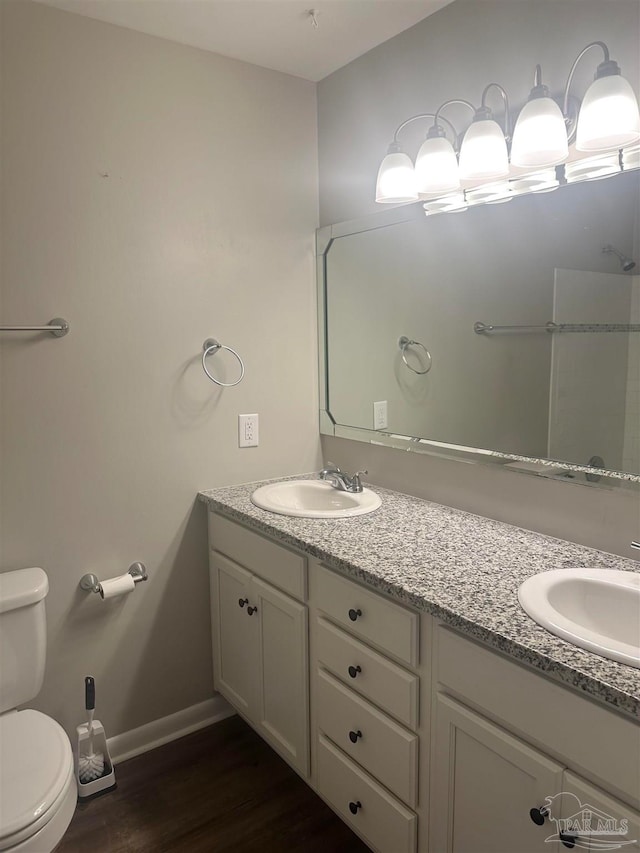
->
209;512;306;600
317;733;417;853
316;617;419;729
317;669;418;807
314;564;418;666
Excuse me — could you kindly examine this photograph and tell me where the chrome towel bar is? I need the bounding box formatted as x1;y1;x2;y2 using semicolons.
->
474;321;640;335
0;318;69;337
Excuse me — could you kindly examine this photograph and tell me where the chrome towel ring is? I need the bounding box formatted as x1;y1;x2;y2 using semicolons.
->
398;336;432;375
202;338;245;387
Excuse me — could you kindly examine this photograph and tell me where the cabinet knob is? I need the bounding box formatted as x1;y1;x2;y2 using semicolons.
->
348;665;362;679
238;597;248;608
348;729;362;744
348;608;362;622
529;806;548;826
560;834;577;849
247;605;258;616
348;800;362;815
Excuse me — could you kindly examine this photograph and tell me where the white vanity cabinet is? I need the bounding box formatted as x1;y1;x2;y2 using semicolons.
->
310;562;425;853
208;513;309;776
206;507;640;853
432;695;564;853
430;625;640;853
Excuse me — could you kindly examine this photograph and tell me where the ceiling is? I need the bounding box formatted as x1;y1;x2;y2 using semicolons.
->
36;0;453;82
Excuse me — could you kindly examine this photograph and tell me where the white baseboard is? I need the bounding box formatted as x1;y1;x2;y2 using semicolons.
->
107;695;235;764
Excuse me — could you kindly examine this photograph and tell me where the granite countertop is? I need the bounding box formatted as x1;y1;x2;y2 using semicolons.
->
198;476;640;719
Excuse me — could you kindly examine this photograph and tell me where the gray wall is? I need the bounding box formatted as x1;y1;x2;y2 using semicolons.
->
318;0;640;558
0;0;321;737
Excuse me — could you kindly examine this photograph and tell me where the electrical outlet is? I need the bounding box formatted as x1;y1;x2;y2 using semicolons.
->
373;400;388;430
238;413;259;448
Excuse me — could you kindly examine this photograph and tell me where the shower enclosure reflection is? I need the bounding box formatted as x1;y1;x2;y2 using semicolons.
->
320;171;640;479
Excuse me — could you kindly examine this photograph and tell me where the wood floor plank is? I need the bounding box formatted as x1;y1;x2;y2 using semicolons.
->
57;715;370;852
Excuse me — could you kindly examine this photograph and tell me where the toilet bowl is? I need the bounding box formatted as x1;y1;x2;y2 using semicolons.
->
0;710;76;852
0;569;77;852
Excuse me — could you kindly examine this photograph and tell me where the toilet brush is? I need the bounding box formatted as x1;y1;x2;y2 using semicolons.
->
78;676;105;783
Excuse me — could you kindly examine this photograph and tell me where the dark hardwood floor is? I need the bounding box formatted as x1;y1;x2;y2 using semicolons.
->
58;715;370;852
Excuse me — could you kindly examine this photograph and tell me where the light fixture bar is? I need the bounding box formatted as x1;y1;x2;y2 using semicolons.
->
375;38;640;213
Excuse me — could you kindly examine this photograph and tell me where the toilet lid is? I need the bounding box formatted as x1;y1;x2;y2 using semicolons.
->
0;710;74;840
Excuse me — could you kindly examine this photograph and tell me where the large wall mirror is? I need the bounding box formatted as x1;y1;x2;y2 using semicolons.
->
317;170;640;486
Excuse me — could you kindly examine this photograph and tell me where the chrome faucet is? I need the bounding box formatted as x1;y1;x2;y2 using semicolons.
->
318;463;368;493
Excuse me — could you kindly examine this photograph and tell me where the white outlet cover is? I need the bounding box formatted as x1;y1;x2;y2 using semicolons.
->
238;413;259;448
373;400;388;430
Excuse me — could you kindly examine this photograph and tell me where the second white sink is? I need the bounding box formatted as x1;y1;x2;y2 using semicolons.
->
518;568;640;668
251;480;381;519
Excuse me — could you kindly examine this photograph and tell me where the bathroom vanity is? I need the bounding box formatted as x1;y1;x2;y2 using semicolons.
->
199;478;640;853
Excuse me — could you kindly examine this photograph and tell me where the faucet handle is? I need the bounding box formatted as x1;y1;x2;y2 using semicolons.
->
632;541;640;551
351;470;368;491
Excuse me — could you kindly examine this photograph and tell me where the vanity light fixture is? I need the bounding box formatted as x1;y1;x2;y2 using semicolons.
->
458;85;510;183
375;40;639;214
510;66;568;168
375;141;418;203
415;100;474;195
566;42;640;152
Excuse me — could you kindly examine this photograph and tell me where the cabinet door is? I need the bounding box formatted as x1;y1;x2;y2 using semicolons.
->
431;695;563;853
253;575;309;777
555;771;640;851
212;554;258;717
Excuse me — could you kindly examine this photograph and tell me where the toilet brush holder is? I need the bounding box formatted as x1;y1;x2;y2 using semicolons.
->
75;720;117;801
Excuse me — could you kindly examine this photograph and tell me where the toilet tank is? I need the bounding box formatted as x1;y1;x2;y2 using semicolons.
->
0;568;49;713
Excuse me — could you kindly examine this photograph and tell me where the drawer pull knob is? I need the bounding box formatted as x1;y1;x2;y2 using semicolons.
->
247;605;258;616
560;834;577;849
348;608;362;622
348;800;362;815
348;665;362;679
238;598;248;608
529;806;548;826
348;729;362;743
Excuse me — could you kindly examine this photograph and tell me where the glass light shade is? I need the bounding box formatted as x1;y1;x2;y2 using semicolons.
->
622;144;640;170
576;74;640;151
510;168;559;195
466;180;511;204
415;136;460;195
423;192;467;215
375;151;418;203
564;151;621;183
510;97;569;167
459;120;509;182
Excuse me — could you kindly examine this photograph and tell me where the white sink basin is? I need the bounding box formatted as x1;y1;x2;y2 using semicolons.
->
251;480;381;519
518;569;640;668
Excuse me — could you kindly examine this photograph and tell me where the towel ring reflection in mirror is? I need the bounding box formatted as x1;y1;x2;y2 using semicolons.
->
398;336;432;375
202;338;245;387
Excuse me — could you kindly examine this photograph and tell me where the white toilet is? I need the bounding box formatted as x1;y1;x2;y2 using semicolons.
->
0;568;77;852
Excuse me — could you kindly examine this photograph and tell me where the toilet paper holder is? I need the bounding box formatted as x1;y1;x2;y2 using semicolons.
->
80;562;148;597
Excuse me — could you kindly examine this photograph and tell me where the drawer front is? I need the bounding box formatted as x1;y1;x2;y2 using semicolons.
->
316;617;419;729
209;512;306;600
317;669;418;807
314;564;418;666
317;733;417;853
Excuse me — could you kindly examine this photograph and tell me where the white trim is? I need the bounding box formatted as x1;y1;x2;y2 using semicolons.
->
107;695;235;764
